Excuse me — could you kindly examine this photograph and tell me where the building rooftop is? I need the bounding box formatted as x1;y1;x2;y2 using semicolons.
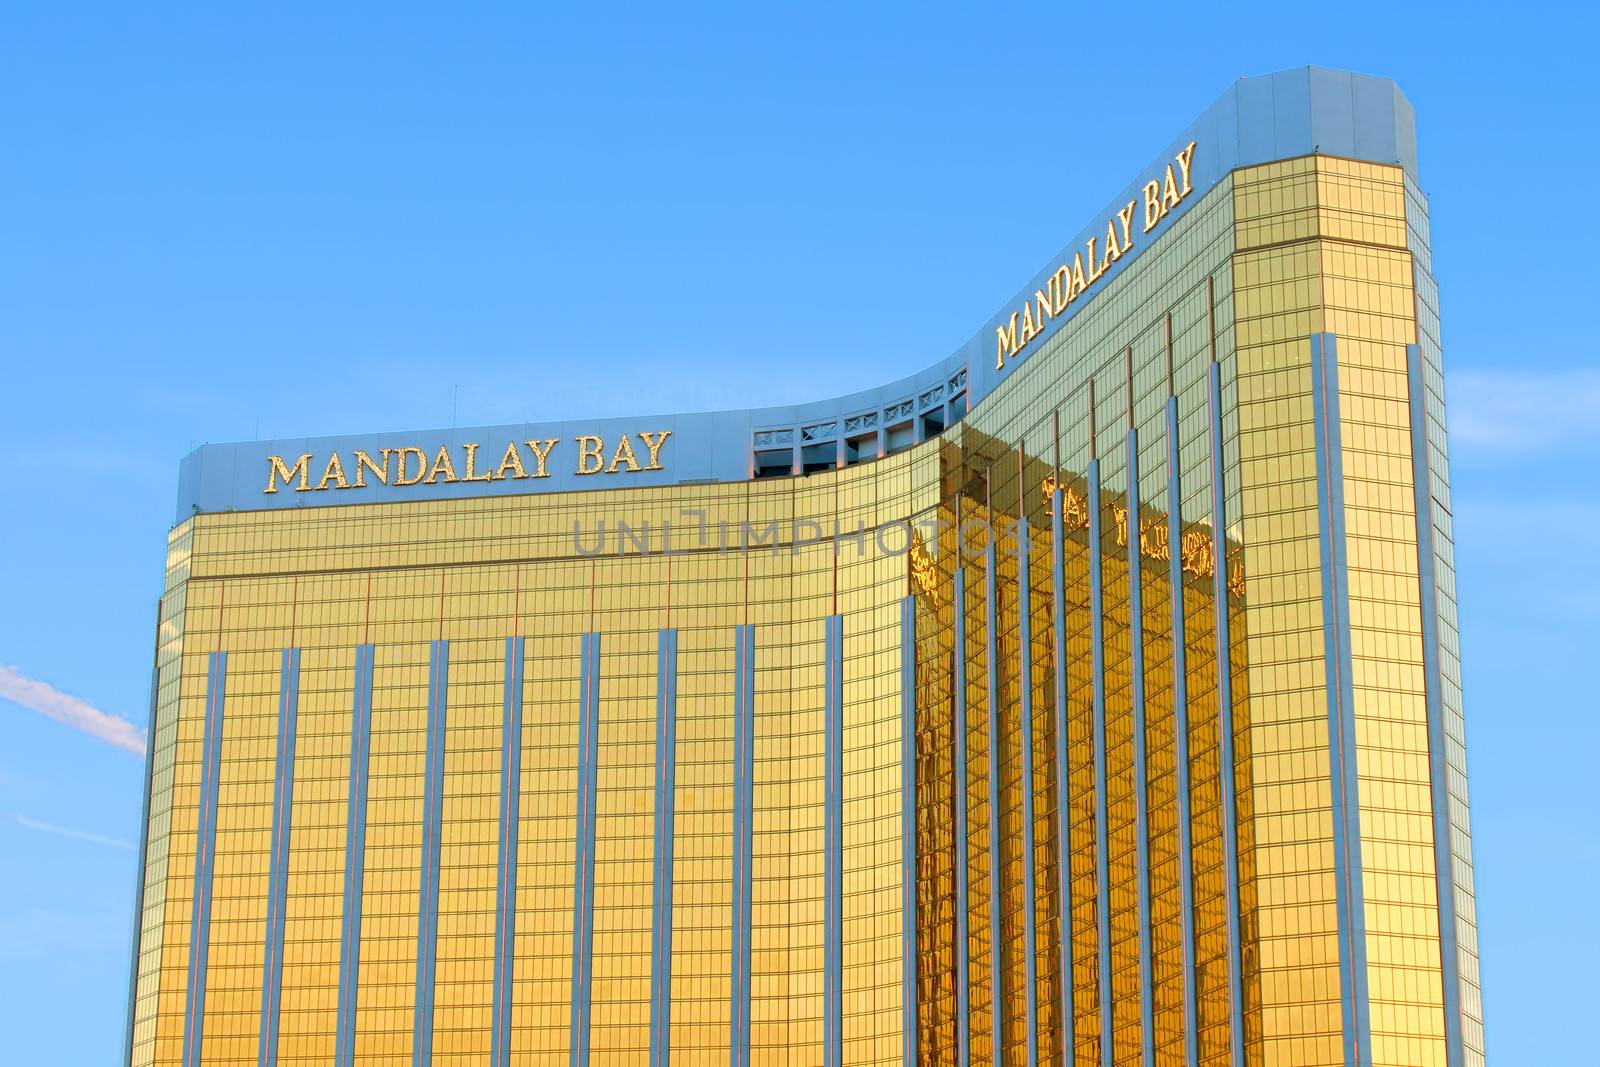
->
176;66;1416;522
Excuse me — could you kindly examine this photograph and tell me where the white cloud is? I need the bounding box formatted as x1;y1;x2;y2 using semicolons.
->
14;814;134;851
0;665;145;757
1449;369;1600;452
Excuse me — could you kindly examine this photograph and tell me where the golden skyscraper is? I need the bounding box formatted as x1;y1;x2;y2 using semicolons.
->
126;67;1482;1067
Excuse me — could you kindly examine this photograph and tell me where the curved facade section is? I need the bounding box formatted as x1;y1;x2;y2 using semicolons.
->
129;67;1481;1067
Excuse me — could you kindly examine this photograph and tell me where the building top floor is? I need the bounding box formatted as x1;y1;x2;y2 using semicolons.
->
175;66;1418;523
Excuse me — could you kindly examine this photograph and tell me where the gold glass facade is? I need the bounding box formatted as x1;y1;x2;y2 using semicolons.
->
127;140;1481;1067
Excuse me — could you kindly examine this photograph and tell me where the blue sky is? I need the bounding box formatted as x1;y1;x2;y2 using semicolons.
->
2;3;1594;1062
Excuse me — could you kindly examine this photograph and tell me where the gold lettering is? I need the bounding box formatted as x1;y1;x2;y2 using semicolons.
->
607;434;642;473
995;312;1019;368
975;144;1201;370
1035;288;1053;329
1140;519;1169;561
1161;163;1181;211
524;438;558;478
575;435;605;475
1063;487;1088;531
461;442;494;482
638;431;672;470
1142;179;1162;232
1179;529;1216;580
425;445;459;484
495;441;528;480
909;535;940;603
394;447;428;486
1175;140;1197;195
316;452;350;491
1116;200;1136;251
353;449;389;487
264;453;312;494
1113;505;1128;547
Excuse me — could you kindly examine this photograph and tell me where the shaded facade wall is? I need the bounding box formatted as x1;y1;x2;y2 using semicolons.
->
127;157;1475;1067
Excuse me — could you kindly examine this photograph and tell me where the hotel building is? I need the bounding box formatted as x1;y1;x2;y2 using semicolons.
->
125;66;1483;1067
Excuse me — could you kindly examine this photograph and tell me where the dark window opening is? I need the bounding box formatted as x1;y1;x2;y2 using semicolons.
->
843;432;877;466
801;442;836;474
754;448;793;478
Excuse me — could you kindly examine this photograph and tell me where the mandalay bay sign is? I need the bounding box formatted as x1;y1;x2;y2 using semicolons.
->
263;431;673;495
994;141;1198;370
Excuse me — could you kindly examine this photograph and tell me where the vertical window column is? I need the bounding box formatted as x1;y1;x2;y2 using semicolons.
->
571;632;602;1067
1406;341;1465;1067
649;628;679;1067
1308;336;1370;1066
1048;489;1076;1063
258;648;302;1066
491;636;526;1067
1164;398;1200;1067
1087;460;1114;1067
414;639;451;1065
180;651;227;1067
730;623;755;1067
824;614;843;1067
983;543;1005;1067
1016;523;1040;1067
952;568;972;1067
1212;358;1251;1065
899;596;920;1067
1125;430;1157;1067
334;643;375;1067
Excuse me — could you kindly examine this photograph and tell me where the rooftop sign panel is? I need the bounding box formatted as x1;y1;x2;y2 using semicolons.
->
176;66;1416;522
